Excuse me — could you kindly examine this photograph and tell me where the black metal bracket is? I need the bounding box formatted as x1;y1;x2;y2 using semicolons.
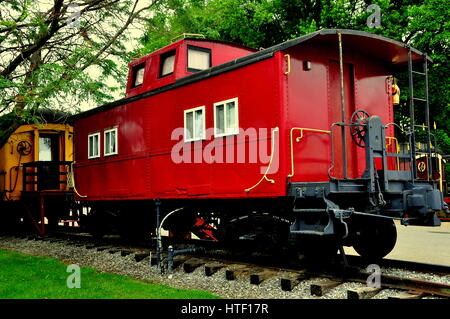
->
167;246;205;273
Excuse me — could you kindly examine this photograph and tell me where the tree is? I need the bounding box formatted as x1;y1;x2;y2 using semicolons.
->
0;0;160;148
139;0;449;172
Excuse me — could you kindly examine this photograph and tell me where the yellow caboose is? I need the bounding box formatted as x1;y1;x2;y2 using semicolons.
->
0;110;74;235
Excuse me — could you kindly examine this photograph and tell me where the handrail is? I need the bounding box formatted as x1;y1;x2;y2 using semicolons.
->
22;161;72;192
171;33;206;43
245;127;279;193
70;161;87;198
288;127;331;178
22;161;72;167
284;54;291;75
386;136;400;170
288;127;403;179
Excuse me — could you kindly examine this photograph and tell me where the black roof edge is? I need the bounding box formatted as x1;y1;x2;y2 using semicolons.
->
70;29;431;122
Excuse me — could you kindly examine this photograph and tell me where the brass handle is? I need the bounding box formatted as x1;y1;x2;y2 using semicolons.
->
284;54;291;75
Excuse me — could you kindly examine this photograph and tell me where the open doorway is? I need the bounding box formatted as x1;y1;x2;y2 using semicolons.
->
38;134;61;190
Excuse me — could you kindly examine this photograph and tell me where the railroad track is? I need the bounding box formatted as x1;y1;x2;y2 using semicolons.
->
2;230;450;299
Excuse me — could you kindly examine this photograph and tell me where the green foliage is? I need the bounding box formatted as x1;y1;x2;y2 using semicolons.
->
139;0;449;167
0;0;156;147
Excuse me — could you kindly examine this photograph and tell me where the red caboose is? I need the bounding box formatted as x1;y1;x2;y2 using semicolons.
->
71;30;447;260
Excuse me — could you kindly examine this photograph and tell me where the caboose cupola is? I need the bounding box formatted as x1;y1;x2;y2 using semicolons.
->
125;37;256;98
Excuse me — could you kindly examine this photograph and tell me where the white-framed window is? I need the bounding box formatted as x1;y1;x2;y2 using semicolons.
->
104;127;118;156
184;106;205;142
88;132;100;159
214;97;239;137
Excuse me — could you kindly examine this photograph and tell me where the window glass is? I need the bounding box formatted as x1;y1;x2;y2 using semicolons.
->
88;136;93;158
185;112;193;140
88;133;100;159
188;47;211;72
226;102;236;133
133;65;145;87
39;135;59;161
104;128;118;156
215;104;224;135
195;109;204;139
160;51;176;77
184;107;205;142
94;135;99;156
105;132;111;154
39;137;52;161
110;130;116;153
214;98;238;137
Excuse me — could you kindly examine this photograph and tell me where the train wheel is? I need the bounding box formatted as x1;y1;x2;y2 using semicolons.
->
352;218;397;261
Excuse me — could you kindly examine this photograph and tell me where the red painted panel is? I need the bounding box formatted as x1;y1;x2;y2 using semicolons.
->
74;37;400;202
283;46;331;182
75;54;285;200
328;60;360;179
284;43;395;183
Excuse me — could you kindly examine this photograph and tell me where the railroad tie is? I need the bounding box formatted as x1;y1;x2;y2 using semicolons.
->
108;248;121;254
280;273;308;291
226;265;252;281
347;287;382;299
204;263;225;276
310;280;341;297
169;256;191;270
120;250;133;256
183;259;206;273
250;271;276;285
134;252;150;262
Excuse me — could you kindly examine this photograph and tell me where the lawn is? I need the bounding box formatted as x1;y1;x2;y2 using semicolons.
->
0;249;220;299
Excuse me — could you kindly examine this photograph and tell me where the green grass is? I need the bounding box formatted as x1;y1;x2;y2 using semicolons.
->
0;249;220;299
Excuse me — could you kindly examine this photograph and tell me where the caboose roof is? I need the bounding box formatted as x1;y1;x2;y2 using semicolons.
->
272;29;431;65
71;29;431;121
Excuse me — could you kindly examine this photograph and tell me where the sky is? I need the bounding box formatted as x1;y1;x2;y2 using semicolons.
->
77;1;149;111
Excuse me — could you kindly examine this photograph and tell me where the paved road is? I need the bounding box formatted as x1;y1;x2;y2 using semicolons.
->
344;221;450;266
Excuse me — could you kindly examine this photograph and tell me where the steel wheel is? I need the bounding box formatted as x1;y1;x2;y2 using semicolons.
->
353;218;397;261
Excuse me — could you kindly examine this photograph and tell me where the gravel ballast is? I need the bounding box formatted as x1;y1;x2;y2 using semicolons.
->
0;236;448;299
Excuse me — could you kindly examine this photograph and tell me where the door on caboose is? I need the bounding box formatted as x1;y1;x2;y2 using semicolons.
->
38;134;61;190
328;61;361;179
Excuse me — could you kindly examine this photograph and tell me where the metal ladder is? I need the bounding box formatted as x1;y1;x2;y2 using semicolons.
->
407;47;432;181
